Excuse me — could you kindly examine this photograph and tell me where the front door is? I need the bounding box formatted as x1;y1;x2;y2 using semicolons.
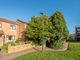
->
0;35;3;47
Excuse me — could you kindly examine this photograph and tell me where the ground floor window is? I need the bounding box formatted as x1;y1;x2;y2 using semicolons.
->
6;35;15;40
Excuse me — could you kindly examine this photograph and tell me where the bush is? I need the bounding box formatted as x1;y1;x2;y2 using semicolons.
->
1;40;20;53
49;41;64;49
15;40;20;45
8;40;21;46
1;43;8;53
8;41;16;46
25;41;31;44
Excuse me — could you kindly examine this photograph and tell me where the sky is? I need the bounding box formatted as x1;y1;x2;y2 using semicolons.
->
0;0;80;33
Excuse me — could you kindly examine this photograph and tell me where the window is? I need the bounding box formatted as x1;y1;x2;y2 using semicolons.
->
10;24;16;30
6;35;15;40
77;29;80;32
8;36;12;40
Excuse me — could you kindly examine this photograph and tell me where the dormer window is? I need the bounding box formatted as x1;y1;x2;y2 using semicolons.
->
10;24;16;31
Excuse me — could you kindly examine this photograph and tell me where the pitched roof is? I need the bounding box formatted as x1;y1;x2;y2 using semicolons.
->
17;20;27;24
0;18;17;24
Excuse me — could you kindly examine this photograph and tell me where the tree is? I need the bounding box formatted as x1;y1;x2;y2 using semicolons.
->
25;13;51;46
49;10;69;49
25;10;69;49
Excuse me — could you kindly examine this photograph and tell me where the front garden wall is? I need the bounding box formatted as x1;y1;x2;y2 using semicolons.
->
8;44;33;54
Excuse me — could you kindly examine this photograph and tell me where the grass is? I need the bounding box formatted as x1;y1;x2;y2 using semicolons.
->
13;42;80;60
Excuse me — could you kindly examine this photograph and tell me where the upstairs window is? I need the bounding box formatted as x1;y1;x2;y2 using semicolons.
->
10;24;16;30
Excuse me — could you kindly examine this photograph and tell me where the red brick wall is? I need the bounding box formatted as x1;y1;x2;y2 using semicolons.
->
16;20;26;40
8;44;33;54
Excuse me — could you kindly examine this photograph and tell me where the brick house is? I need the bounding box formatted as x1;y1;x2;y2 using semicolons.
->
0;18;27;47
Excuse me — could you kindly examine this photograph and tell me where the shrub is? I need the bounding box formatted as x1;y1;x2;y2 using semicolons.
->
25;41;31;44
49;41;64;49
8;41;16;46
15;40;20;45
1;43;8;53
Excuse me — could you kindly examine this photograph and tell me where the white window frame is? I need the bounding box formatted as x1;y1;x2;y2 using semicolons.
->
9;24;16;31
6;35;15;41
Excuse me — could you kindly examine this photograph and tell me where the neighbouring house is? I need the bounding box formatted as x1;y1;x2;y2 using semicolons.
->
75;26;80;40
0;18;27;47
69;34;75;41
16;20;27;41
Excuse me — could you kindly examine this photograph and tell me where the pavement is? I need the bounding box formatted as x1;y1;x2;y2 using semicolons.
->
0;48;36;60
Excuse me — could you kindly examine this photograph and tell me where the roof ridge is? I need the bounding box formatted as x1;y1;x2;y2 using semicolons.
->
17;19;27;24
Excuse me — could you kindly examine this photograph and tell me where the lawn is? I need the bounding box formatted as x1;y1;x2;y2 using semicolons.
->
13;42;80;60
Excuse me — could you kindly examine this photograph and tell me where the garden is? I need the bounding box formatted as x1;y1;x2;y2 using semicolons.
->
13;10;71;60
1;40;32;54
13;42;80;60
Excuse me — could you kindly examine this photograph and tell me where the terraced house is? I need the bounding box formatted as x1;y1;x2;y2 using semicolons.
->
0;18;27;47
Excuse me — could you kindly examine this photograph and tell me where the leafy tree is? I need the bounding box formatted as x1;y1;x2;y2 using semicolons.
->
25;14;51;46
49;10;69;49
25;11;69;49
